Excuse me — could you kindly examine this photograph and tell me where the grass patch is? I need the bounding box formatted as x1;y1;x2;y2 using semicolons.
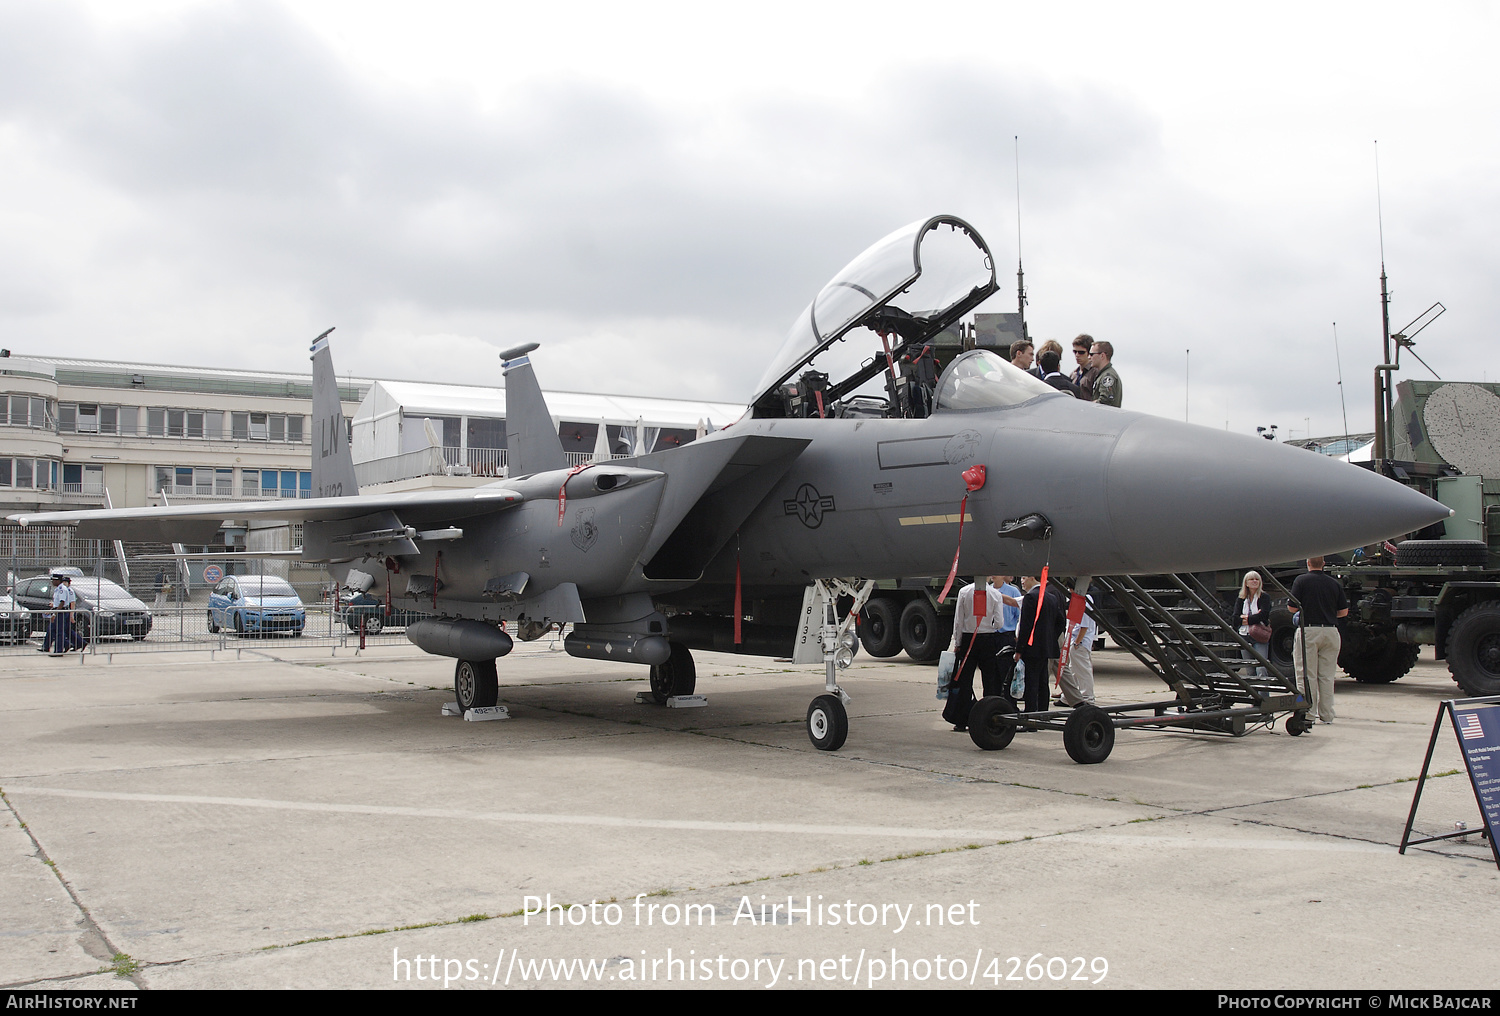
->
110;953;139;978
1395;769;1460;783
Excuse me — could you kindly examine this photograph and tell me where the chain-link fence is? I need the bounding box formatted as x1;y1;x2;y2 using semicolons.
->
0;525;454;658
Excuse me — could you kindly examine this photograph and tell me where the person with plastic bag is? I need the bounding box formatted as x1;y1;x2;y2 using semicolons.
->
941;576;1019;731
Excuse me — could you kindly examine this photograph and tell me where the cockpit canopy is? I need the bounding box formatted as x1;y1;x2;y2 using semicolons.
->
751;215;998;417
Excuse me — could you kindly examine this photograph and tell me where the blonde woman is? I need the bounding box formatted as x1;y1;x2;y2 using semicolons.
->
1235;571;1272;677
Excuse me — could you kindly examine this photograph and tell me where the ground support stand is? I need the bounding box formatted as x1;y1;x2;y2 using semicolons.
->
969;573;1308;763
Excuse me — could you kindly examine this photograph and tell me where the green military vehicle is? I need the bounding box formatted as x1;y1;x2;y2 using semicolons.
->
1273;380;1500;696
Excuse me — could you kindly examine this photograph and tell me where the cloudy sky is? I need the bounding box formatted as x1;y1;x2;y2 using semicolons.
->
1;0;1495;438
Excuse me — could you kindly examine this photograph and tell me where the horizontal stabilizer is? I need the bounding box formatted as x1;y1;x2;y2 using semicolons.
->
9;487;525;542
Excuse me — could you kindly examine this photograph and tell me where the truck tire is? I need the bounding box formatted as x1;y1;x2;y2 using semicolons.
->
1338;628;1420;684
1447;602;1500;697
899;599;948;663
1394;539;1489;568
1267;607;1296;672
858;597;903;658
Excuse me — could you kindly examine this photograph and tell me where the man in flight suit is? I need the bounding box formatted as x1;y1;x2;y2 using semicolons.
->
1090;341;1122;408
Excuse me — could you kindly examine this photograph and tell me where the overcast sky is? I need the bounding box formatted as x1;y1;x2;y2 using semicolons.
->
1;0;1495;439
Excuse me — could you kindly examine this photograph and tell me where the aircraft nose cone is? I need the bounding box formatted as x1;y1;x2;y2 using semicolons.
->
1105;415;1450;572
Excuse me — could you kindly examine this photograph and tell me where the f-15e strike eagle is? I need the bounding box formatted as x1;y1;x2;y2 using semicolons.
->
11;215;1448;750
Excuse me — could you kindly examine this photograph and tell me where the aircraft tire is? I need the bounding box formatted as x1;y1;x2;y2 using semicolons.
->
649;642;697;704
858;598;902;658
455;659;499;711
806;694;848;751
968;696;1017;751
1447;602;1500;697
207;610;219;634
1062;705;1115;764
899;600;944;662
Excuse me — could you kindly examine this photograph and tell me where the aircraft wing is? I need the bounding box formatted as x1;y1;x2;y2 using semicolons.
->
7;487;524;543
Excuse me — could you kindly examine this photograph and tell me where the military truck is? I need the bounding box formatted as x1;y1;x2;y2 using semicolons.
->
1265;379;1500;697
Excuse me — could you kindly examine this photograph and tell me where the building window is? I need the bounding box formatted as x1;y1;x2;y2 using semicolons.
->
215;468;233;495
119;407;138;436
101;406;118;434
250;413;268;440
148;409;166;437
269;415;285;442
77;404;99;434
287;416;303;442
0;460;10;485
15;459;33;488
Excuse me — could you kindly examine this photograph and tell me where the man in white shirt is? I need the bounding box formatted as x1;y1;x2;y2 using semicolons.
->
1056;593;1098;707
943;576;1021;730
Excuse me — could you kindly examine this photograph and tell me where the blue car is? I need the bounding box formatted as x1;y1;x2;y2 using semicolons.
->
208;575;306;637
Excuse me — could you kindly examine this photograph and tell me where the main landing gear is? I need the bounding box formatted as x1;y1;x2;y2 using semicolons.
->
648;642;697;704
454;659;499;711
802;578;874;752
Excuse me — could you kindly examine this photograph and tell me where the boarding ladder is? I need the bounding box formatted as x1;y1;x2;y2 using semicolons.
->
1083;571;1302;732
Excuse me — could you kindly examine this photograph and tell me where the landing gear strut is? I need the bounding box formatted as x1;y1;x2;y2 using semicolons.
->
803;578;874;751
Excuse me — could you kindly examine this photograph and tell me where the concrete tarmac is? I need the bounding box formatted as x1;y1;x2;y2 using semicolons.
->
0;639;1495;990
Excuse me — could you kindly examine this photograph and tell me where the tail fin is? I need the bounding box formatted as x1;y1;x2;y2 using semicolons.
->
500;343;568;476
311;328;359;497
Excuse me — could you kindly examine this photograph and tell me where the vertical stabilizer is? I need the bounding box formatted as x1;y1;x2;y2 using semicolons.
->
310;328;359;498
500;343;568;476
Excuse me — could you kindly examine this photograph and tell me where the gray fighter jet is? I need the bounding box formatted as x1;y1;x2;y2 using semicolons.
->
9;215;1448;750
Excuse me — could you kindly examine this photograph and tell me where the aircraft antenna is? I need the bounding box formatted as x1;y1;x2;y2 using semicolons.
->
1014;136;1027;325
1374;140;1394;459
1332;321;1352;458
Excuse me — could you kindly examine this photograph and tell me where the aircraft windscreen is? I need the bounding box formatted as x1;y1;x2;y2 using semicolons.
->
750;217;993;405
933;350;1060;412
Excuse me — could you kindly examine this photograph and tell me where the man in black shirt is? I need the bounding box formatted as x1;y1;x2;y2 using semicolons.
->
1289;557;1349;724
1016;576;1067;713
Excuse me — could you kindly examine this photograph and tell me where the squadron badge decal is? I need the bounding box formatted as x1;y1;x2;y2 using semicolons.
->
944;429;982;465
571;507;599;552
784;483;836;529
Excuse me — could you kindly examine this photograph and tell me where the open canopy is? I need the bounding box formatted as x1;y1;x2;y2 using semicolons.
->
751;215;998;416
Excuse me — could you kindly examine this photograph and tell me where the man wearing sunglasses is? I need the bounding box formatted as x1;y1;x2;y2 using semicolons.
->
1070;334;1096;401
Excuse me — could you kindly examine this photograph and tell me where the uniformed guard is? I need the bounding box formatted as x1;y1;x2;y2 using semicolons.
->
1089;340;1122;408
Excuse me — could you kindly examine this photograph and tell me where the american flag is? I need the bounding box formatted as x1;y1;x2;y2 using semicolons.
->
1458;712;1485;740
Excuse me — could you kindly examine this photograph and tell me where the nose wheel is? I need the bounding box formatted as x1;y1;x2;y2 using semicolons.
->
806;694;848;751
